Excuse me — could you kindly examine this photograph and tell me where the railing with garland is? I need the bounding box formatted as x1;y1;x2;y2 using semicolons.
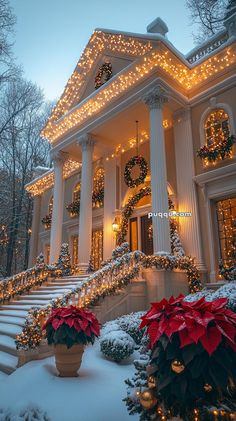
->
15;250;202;351
0;265;51;305
186;29;229;64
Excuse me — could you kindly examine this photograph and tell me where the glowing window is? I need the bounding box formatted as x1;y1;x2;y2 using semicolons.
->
92;168;104;208
73;182;81;202
48;196;53;216
204;109;230;147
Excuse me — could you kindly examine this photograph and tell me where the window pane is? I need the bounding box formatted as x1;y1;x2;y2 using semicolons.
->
216;197;236;267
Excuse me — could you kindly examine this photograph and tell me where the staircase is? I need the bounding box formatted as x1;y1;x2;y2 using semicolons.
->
0;275;88;375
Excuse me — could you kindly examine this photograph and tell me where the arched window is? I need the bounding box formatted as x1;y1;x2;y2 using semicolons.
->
92;168;104;208
73;182;81;202
48;196;53;216
204;109;230;147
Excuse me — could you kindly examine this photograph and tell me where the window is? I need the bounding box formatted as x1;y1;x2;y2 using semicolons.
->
73;182;81;202
204;109;230;147
91;229;103;270
92;168;104;208
48;196;53;216
216;198;236;267
72;235;78;266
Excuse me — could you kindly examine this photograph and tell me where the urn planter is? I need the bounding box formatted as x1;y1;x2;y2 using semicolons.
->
54;343;84;377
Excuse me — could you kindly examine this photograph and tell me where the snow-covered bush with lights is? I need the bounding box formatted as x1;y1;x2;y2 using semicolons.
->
100;330;135;362
101;242;130;266
35;253;45;268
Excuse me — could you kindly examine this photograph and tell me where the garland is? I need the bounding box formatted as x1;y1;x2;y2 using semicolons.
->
15;250;202;351
124;155;148;188
92;188;104;207
66;199;80;216
41;214;52;228
197;135;235;163
95;62;112;89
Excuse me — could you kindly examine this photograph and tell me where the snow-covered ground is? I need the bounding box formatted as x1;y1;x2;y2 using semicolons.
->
0;341;139;421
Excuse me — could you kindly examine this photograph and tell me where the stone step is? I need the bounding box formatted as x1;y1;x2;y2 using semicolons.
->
0;335;17;356
48;281;83;287
27;288;70;295
0;304;42;311
0;316;25;327
0;323;22;338
0;310;28;318
0;350;18;374
19;294;63;301
9;300;51;306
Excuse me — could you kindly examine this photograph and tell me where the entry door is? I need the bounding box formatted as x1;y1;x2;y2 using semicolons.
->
141;215;153;256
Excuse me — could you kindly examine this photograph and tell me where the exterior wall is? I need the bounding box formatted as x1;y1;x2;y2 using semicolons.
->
191;85;236;280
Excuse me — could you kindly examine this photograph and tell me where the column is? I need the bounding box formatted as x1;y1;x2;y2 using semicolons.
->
77;134;95;272
143;86;171;254
49;151;67;264
103;158;118;260
173;108;206;270
28;195;41;267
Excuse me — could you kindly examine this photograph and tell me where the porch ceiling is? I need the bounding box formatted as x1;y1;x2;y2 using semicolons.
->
64;99;176;162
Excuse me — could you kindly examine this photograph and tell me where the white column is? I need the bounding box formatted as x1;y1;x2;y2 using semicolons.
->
28;195;41;268
143;86;171;254
103;158;117;260
173;108;206;270
49;151;67;264
77;135;94;272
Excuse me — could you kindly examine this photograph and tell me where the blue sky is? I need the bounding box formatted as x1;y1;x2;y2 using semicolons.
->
9;0;195;101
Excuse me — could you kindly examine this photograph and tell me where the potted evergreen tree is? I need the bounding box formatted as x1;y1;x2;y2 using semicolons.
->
43;306;100;377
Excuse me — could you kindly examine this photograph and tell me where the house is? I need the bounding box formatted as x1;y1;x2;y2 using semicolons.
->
26;13;236;284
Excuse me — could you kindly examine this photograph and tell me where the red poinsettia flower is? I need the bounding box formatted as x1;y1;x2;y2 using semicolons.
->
140;296;236;355
43;305;100;347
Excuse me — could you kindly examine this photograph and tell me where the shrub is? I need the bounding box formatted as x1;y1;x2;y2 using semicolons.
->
100;330;135;362
117;312;145;345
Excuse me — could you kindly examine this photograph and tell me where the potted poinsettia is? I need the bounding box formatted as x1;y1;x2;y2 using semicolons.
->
43;306;100;377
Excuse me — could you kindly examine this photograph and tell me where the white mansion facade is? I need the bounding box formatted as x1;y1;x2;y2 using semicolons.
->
26;15;236;282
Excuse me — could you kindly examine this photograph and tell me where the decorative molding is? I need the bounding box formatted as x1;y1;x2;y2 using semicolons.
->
50;150;68;166
143;85;169;110
173;107;191;124
77;134;95;152
193;162;236;186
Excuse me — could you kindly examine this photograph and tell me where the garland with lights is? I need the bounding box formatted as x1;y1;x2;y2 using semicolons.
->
66;199;80;216
41;214;52;229
95;62;112;89
197;135;235;164
128;296;236;421
15;250;202;351
124;155;148;188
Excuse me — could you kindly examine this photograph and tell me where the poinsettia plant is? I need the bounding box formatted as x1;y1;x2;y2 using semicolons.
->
43;306;100;348
139;296;236;420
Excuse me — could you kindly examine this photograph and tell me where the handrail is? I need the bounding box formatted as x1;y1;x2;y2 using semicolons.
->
15;251;202;351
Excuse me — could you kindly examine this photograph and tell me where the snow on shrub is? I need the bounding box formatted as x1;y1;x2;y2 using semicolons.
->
116;312;145;345
185;281;236;311
100;330;135;362
0;406;50;421
101;321;121;336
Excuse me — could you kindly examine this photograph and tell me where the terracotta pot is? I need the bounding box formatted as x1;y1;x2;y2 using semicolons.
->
54;343;84;377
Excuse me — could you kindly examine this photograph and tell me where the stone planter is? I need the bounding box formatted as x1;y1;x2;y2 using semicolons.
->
54;344;84;377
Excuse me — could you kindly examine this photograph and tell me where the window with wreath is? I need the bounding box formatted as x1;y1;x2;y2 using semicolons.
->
66;182;81;216
92;168;104;208
197;108;235;165
41;196;53;229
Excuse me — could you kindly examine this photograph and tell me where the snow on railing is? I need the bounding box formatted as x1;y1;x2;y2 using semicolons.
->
186;29;229;64
15;250;202;351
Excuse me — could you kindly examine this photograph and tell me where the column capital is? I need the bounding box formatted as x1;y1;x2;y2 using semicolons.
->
50;150;68;166
143;85;169;110
77;134;95;152
173;107;191;124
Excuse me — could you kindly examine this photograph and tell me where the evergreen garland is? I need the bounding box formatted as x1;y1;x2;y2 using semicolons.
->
197;135;235;163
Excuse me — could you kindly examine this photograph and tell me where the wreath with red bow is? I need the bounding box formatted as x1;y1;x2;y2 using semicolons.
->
124;155;148;188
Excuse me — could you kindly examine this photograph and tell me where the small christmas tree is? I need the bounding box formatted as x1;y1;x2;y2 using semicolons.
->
170;219;185;257
56;243;71;276
35;252;45;268
87;255;94;273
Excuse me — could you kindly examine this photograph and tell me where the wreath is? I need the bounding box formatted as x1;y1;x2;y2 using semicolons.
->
95;62;112;90
124;155;148;188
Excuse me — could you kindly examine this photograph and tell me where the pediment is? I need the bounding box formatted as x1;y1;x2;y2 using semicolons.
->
43;30;152;129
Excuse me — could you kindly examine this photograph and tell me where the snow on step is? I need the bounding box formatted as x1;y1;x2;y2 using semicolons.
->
0;335;17;355
0;304;42;311
0;323;22;338
19;293;63;300
0;316;25;327
9;300;51;306
0;350;18;374
0;309;28;318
